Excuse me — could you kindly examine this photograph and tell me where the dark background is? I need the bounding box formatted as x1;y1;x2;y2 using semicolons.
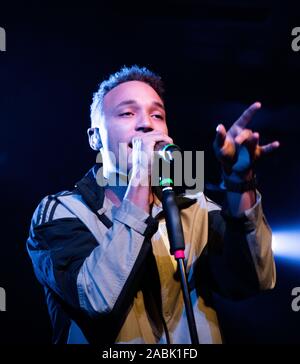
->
0;0;299;343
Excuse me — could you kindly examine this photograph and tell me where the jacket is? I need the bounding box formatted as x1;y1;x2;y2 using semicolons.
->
26;164;276;344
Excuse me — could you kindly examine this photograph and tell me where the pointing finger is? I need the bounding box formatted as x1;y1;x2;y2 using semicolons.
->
234;102;261;128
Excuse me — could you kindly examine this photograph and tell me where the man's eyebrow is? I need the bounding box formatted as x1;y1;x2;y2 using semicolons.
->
153;101;165;110
114;100;165;111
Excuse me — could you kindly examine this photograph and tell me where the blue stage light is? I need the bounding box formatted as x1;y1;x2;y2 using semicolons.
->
272;226;300;260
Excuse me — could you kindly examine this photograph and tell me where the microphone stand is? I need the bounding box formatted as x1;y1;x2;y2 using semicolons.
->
159;170;199;344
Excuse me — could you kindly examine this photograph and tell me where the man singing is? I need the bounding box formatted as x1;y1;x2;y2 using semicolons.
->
27;65;279;344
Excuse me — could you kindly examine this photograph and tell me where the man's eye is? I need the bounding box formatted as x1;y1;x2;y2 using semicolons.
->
119;112;134;117
152;114;164;120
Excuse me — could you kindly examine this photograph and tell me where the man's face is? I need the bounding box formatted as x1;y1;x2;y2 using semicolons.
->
99;80;169;175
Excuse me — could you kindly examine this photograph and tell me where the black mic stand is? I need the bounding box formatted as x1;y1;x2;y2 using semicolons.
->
158;144;199;344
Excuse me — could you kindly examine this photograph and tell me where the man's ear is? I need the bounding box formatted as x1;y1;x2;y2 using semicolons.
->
87;127;102;151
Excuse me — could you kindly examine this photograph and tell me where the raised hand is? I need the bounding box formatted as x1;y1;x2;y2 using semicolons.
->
213;102;280;176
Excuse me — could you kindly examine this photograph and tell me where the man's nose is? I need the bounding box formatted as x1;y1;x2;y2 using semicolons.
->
135;115;154;133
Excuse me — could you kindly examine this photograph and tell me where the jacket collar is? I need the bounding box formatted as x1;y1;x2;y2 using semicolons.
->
74;164;105;214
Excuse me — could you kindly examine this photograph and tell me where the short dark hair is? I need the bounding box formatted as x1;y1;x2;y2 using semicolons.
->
90;65;165;126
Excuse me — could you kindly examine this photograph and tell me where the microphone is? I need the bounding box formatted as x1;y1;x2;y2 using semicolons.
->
154;142;181;163
153;142;181;189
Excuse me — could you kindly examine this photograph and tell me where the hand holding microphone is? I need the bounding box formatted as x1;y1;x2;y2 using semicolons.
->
130;131;174;176
126;131;175;211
